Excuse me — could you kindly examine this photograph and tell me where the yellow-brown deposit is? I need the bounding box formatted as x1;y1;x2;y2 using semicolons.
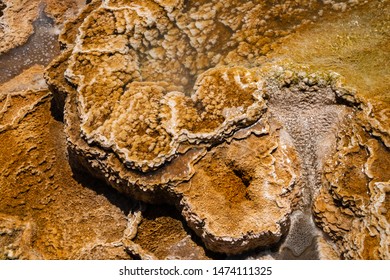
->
1;0;389;259
314;118;390;259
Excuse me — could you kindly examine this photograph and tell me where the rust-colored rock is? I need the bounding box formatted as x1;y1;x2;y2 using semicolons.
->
129;205;210;260
1;66;211;259
0;66;129;259
43;0;390;256
1;0;389;259
47;46;364;255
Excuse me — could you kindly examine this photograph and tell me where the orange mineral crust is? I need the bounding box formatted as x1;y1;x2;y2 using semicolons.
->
1;0;389;259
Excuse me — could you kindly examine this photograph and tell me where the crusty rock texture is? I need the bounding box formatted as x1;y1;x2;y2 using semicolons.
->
0;66;130;260
0;0;88;84
43;0;390;256
1;66;209;260
49;57;304;254
0;0;41;55
313;105;390;259
1;0;389;259
267;0;390;259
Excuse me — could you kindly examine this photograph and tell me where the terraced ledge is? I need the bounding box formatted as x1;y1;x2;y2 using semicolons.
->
45;0;390;256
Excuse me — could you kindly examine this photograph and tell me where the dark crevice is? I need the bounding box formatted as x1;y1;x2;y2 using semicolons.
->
335;94;361;108
124;248;142;260
68;154;135;216
137;203;226;260
49;94;64;122
0;1;6;17
232;168;252;188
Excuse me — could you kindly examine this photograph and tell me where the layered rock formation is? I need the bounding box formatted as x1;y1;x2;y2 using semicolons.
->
0;66;131;260
1;0;389;259
267;0;390;259
48;51;304;254
0;66;208;260
43;0;390;257
313;98;390;259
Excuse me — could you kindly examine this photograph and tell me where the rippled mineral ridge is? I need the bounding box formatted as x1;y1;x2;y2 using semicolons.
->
1;0;389;259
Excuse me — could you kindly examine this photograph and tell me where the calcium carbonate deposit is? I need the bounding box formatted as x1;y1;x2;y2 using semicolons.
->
1;0;389;260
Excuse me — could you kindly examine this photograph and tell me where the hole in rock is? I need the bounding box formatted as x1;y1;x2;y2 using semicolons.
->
232;169;252;188
0;1;6;17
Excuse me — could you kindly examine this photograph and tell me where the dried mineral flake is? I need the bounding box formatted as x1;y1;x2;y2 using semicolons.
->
0;0;389;260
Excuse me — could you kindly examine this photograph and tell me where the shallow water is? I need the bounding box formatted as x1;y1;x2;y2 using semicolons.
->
0;7;60;84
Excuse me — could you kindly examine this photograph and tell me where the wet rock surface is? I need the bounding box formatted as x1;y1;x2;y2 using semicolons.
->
0;9;60;83
1;0;389;259
313;119;390;259
0;0;85;55
0;0;87;83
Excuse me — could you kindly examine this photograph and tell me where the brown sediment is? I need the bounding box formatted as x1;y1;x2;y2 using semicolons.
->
1;0;389;259
43;0;390;257
176;128;300;254
313;120;390;259
0;0;40;55
45;0;87;26
0;66;130;259
132;205;209;260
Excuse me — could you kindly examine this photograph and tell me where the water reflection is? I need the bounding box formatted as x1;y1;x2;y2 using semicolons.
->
0;7;60;83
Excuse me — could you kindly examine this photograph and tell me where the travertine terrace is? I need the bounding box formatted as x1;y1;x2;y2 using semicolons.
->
1;0;389;259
